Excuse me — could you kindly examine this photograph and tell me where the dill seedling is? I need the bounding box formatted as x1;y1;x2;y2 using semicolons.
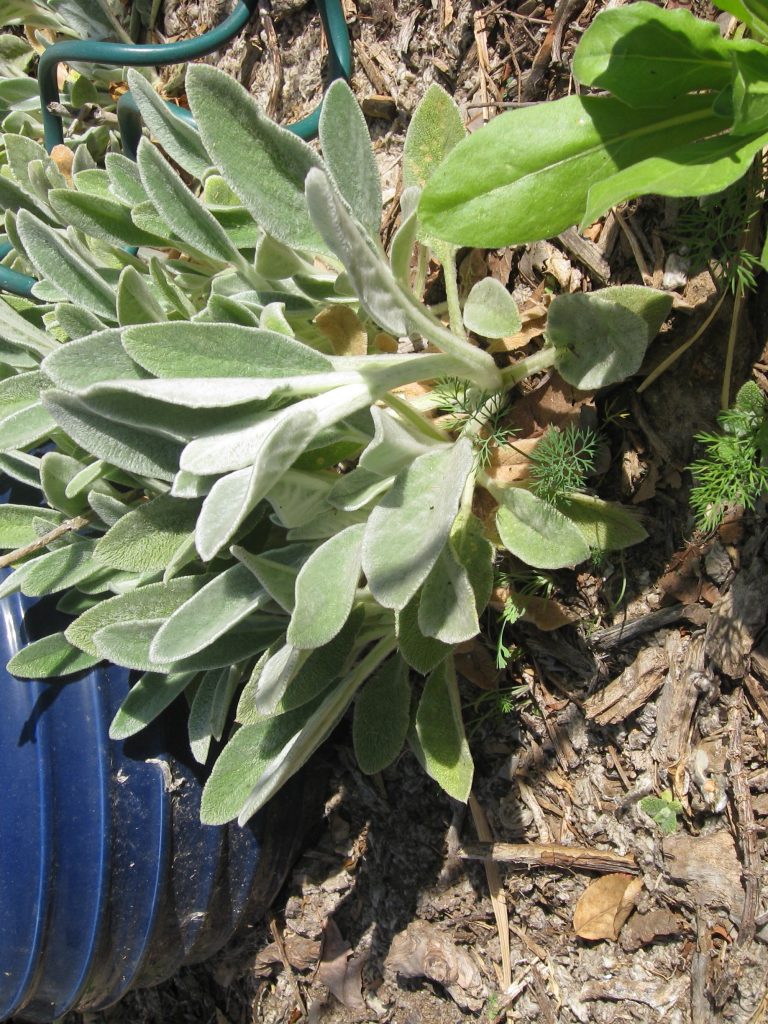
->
689;381;768;530
432;377;513;467
528;424;599;504
668;176;762;296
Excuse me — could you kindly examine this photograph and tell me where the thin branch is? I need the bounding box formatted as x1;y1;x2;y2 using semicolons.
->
0;514;91;570
459;840;638;874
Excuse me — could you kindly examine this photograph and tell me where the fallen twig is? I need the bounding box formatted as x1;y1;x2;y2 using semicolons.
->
728;690;760;949
458;841;638;874
0;514;91;569
469;793;512;992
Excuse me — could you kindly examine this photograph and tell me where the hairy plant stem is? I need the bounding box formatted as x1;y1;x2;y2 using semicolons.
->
443;254;465;338
413;243;428;297
382;391;453;443
501;346;556;386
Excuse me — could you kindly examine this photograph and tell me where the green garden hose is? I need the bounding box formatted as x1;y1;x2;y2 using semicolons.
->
0;0;351;296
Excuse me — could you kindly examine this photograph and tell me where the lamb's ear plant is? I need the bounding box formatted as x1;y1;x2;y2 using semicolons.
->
0;72;661;824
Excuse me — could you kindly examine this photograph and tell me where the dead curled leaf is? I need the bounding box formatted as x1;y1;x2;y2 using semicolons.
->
317;918;366;1012
385;920;486;1013
573;873;644;941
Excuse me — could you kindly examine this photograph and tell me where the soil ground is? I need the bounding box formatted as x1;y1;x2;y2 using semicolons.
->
60;1;768;1021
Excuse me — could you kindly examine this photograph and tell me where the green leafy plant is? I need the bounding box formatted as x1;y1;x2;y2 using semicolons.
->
528;424;600;505
689;380;768;529
0;73;660;824
418;1;768;250
640;790;684;835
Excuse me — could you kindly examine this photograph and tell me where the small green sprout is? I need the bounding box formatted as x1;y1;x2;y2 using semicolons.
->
640;790;684;835
528;424;599;504
688;381;768;530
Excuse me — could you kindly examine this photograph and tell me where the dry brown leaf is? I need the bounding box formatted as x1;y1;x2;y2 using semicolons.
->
510;374;595;434
317;919;366;1012
386;921;486;1012
253;934;321;976
488;302;547;354
573;873;644;941
620;909;685;952
313;306;368;357
373;332;398;353
484;437;539;485
454;638;501;690
50;144;74;187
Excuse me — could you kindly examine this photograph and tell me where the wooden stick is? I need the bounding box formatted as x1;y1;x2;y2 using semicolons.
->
458;841;638;874
728;691;760;949
0;513;91;569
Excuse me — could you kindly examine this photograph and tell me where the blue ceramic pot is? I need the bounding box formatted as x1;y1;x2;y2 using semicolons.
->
0;485;314;1022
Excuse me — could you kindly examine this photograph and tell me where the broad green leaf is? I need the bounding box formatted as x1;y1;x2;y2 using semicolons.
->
0;402;55;450
55;303;106;340
0;449;41;489
233;542;311;612
362;439;473;610
353;654;411;774
275;610;364;714
109;670;197;740
94;616;282;672
0;369;53;419
149;562;272;663
105;152;148;205
19;541;97;596
65;575;209;656
319;79;382;240
0;171;54;222
396;593;451;674
204;635;396;824
463;277;521;338
573;3;732;108
495;487;590;569
200;702;321;825
72;169;113;199
451;512;494;613
359;404;443;477
0;504;63;548
4;134;48;189
591;285;672;342
412;659;473;802
265;470;334;529
555;493;647;551
40;451;89;516
136;138;244;268
186;64;323;250
390;187;419;285
404;84;466;191
548;292;650;389
42;328;145;390
287;523;364;648
94;493;199;572
418;92;725;247
251;643;310;715
121;321;332;378
116;266;166;326
126;69;212;180
17;210;116;319
188;667;223;761
582;128;768;226
8;632;101;678
724;0;768;37
328;467;392;512
42;389;182;480
0;295;56;358
418;543;479;644
48;188;164;248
